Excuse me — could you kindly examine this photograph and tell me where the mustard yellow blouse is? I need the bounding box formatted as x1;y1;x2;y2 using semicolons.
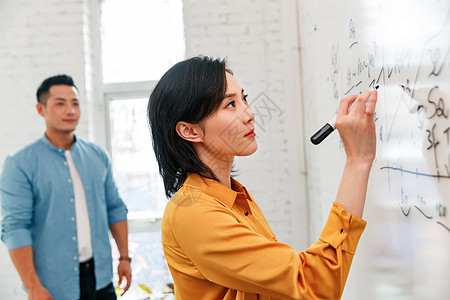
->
161;174;366;299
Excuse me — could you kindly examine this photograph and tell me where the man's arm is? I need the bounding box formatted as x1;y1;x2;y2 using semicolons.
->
110;220;131;295
1;156;52;299
9;246;52;300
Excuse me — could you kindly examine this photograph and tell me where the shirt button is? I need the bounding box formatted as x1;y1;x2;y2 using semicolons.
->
64;161;68;165
244;211;249;216
68;179;72;183
73;256;78;260
71;217;75;221
340;228;345;234
72;236;76;241
74;267;78;271
58;149;63;152
70;198;74;203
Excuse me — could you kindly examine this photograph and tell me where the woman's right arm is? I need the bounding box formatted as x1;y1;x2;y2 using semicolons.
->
334;89;378;218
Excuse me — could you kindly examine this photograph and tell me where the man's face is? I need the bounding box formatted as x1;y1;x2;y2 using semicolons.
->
37;85;81;134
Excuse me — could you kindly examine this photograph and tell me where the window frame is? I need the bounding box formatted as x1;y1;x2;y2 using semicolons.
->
104;80;163;234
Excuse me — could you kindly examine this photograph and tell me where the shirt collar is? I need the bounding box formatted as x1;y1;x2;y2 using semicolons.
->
40;133;78;152
183;173;252;208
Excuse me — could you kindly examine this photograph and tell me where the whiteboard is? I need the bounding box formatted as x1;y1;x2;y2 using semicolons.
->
297;1;450;299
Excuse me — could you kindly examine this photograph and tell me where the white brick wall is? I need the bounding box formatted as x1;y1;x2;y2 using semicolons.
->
184;0;309;249
0;0;309;298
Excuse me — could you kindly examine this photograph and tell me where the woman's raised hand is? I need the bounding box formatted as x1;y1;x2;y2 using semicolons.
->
335;89;378;165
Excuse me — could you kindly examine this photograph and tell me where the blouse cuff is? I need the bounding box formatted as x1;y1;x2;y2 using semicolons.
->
318;202;367;254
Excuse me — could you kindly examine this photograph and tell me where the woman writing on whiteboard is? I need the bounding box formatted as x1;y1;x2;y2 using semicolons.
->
148;56;377;299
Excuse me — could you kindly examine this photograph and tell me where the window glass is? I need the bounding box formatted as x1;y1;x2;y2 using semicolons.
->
101;1;185;296
109;99;173;299
111;232;174;299
109;98;166;215
101;0;185;83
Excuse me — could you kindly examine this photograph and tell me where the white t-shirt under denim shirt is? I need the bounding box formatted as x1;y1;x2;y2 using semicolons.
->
65;150;93;262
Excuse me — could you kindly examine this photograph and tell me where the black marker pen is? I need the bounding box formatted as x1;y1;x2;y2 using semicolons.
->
310;86;379;145
310;115;337;145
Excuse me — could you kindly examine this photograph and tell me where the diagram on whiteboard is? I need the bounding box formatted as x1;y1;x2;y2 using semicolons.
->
300;1;450;298
326;9;450;233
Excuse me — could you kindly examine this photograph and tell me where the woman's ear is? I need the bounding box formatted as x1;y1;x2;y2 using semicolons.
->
176;121;204;143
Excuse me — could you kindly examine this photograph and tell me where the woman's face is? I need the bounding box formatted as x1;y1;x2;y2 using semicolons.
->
198;72;258;160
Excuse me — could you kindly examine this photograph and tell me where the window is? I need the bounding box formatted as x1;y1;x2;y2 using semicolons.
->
108;98;166;216
101;0;185;83
100;0;185;298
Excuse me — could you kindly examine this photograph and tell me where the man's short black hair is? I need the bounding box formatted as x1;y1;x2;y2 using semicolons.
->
36;74;78;105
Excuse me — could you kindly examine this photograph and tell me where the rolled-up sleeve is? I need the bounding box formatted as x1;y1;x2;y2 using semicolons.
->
300;202;367;299
0;156;34;250
317;202;366;254
168;198;366;299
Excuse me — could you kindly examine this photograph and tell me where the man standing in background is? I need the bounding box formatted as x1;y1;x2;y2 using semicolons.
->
0;75;131;299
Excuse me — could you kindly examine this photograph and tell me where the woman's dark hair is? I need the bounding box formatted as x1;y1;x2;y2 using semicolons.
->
148;56;231;198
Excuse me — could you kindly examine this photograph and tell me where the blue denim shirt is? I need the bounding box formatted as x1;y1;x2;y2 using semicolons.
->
1;135;128;300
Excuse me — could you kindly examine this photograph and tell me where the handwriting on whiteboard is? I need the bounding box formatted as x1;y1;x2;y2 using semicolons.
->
327;16;450;232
